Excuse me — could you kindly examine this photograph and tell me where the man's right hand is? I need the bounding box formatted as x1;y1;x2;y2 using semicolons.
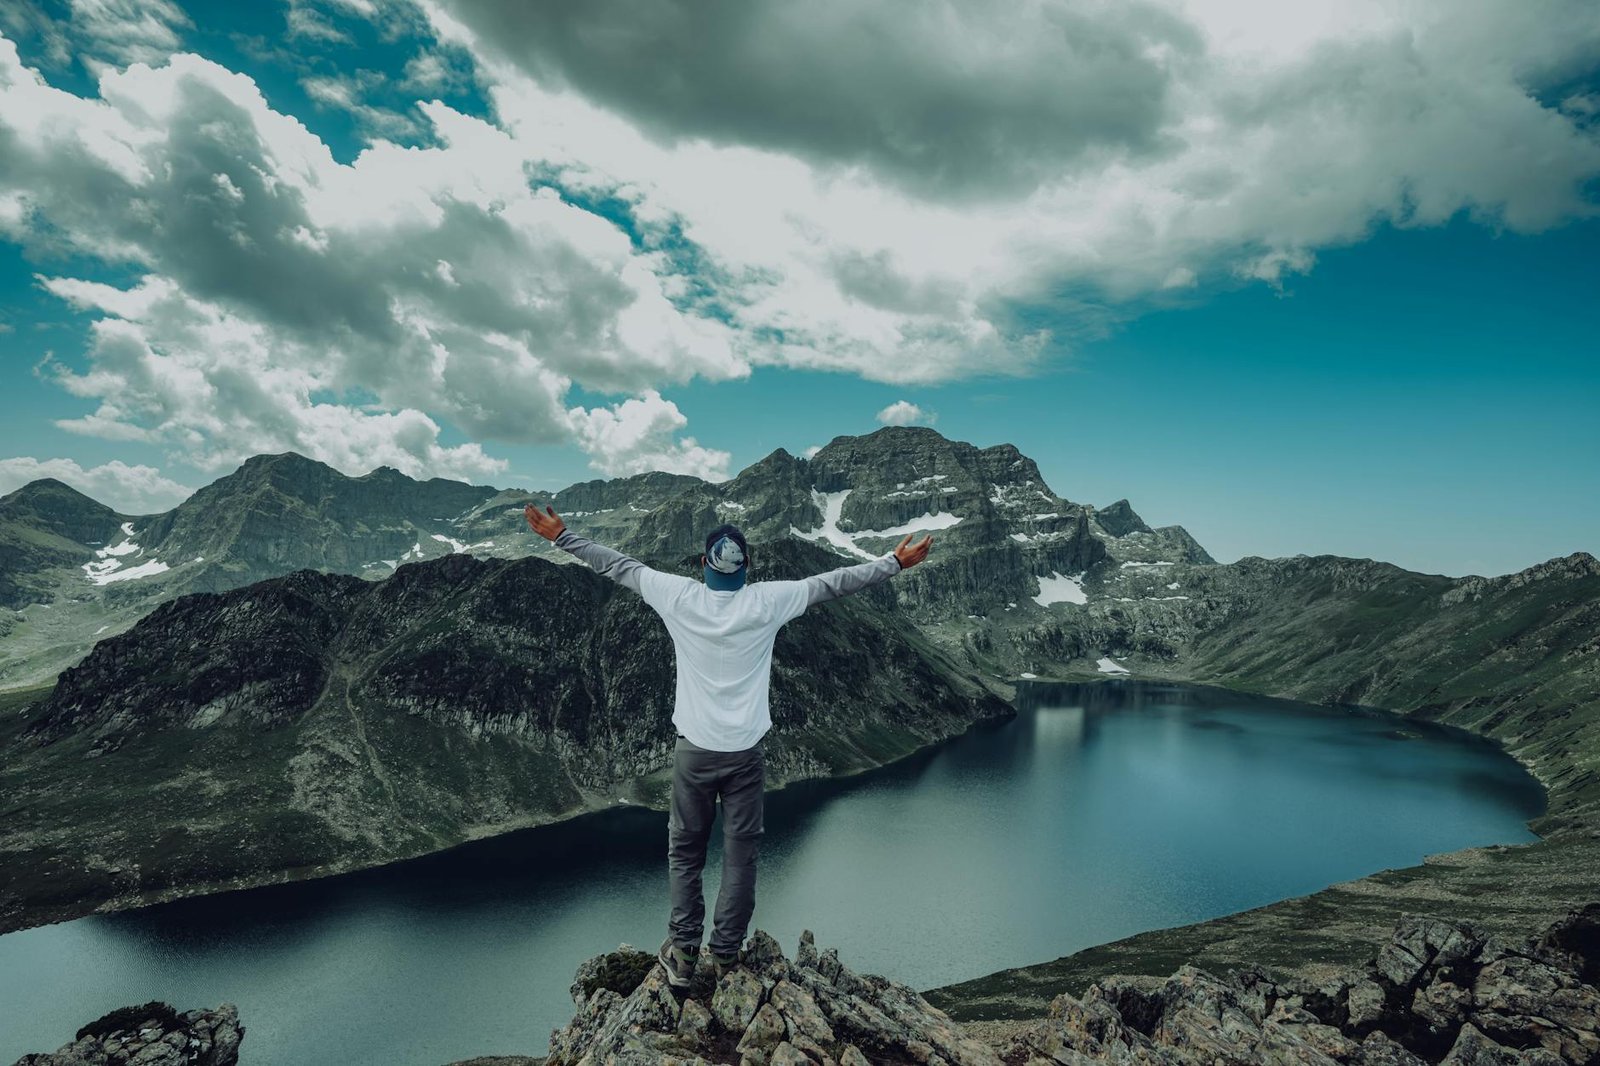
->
525;503;567;542
894;533;932;570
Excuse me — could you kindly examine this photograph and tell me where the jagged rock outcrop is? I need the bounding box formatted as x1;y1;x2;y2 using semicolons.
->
544;907;1600;1065
1090;500;1151;539
546;928;1001;1065
1001;905;1600;1066
10;1001;243;1066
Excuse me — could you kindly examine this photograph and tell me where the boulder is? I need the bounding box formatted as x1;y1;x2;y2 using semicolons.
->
1002;905;1600;1066
11;1002;242;1066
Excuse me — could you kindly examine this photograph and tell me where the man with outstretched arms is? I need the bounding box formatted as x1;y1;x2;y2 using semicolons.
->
524;502;932;988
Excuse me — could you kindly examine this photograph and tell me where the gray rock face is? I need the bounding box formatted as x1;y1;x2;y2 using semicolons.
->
135;452;502;586
546;928;1000;1066
1003;905;1600;1066
542;907;1600;1065
9;1001;242;1066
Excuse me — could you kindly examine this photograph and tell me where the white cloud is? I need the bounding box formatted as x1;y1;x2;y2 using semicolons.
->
36;274;514;483
0;38;737;481
564;390;731;481
875;400;935;427
3;0;1600;489
285;0;351;43
428;0;1600;374
67;0;190;70
300;71;421;138
400;49;470;93
0;455;195;513
801;444;822;459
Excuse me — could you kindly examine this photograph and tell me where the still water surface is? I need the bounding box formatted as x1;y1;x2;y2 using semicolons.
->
0;682;1545;1064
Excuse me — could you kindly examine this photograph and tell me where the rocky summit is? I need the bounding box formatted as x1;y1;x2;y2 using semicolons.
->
538;904;1600;1066
545;927;1003;1066
10;1001;242;1066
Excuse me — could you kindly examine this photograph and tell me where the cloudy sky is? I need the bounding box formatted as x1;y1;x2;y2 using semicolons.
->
0;0;1596;577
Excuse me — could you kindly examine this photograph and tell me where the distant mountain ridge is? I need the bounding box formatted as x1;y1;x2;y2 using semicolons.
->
0;427;1213;686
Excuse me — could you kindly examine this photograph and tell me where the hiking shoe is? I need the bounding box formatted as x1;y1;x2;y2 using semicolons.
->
709;947;741;981
658;937;698;988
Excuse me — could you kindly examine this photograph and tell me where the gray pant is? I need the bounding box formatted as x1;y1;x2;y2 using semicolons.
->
668;734;765;956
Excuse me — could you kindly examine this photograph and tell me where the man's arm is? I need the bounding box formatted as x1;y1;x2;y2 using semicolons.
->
802;552;901;606
553;528;655;595
525;503;679;601
798;532;934;608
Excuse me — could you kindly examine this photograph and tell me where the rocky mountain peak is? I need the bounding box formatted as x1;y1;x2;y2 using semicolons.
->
235;449;329;479
1094;498;1152;538
0;477;125;542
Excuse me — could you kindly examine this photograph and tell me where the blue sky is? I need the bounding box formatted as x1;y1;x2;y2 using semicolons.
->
1;0;1597;578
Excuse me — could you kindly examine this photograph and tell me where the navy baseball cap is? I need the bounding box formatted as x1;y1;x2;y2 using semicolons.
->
703;523;748;591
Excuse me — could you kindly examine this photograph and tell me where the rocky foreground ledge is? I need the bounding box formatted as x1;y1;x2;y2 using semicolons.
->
540;904;1600;1066
12;905;1597;1066
11;1001;243;1066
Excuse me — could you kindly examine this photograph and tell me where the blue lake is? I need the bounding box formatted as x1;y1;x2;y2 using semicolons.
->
0;681;1545;1065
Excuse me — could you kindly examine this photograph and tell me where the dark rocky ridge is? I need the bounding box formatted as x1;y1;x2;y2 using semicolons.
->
1091;499;1151;539
10;1001;243;1066
0;538;1007;933
993;904;1600;1066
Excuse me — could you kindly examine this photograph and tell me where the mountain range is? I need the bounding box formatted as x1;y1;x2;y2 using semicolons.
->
0;427;1209;687
2;426;1596;1012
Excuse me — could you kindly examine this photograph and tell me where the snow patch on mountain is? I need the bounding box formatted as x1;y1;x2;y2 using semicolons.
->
1034;571;1088;606
789;488;877;560
87;559;171;585
82;522;169;584
1097;656;1130;674
431;533;495;554
853;511;964;539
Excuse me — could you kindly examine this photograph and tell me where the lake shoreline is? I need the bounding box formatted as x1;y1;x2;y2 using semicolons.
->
925;666;1597;1024
0;678;1018;936
2;677;1550;1066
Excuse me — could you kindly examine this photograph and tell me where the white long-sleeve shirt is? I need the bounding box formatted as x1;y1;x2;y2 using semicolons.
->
554;529;904;751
